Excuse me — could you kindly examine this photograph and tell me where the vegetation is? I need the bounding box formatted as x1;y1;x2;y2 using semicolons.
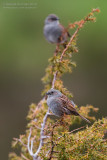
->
9;9;107;160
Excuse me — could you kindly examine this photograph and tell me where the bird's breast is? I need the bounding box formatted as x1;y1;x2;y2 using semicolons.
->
44;24;62;43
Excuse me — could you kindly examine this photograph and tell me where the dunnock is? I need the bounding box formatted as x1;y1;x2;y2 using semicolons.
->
46;88;90;123
43;14;70;44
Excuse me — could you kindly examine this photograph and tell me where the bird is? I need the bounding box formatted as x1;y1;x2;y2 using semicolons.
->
46;88;91;123
43;14;70;44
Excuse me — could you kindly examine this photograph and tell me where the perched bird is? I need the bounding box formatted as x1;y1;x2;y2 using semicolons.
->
46;88;90;123
43;14;70;44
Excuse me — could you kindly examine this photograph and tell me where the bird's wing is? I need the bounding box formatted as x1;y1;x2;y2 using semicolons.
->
59;24;70;38
60;94;78;114
60;94;91;123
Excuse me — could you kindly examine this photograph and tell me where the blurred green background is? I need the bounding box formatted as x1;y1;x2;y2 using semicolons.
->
0;0;107;159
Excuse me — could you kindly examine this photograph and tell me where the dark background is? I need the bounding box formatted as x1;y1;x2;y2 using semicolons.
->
0;0;107;159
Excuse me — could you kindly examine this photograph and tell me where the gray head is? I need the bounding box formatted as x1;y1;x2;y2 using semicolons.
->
46;88;62;99
44;14;60;25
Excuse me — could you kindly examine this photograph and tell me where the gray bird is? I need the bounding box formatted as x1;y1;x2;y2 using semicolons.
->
46;88;91;123
43;14;70;44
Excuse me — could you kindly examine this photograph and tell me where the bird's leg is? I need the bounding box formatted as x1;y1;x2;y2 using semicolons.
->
63;41;68;48
54;44;60;56
59;115;69;130
47;113;54;116
47;109;53;116
63;43;67;48
59;117;65;125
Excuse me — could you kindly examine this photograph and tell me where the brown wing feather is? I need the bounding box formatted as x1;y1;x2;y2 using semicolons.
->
60;94;78;113
59;24;70;38
60;94;91;123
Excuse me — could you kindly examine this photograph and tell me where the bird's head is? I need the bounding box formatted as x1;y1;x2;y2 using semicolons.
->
45;14;60;25
45;88;62;99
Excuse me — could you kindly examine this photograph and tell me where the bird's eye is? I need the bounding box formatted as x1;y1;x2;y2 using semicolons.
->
51;91;54;94
51;17;57;21
48;17;57;21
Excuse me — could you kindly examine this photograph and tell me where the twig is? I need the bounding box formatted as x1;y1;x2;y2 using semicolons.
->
21;154;29;160
13;138;27;148
34;124;41;130
60;27;79;61
69;125;86;134
52;71;58;89
32;97;45;118
54;44;60;56
57;126;86;141
27;109;50;159
51;9;99;89
37;97;45;108
49;122;59;160
27;128;33;156
51;21;81;88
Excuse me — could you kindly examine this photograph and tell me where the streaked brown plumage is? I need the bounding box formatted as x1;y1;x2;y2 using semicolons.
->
46;88;90;123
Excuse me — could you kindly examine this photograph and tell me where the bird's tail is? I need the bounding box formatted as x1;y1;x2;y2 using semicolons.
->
79;114;91;123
